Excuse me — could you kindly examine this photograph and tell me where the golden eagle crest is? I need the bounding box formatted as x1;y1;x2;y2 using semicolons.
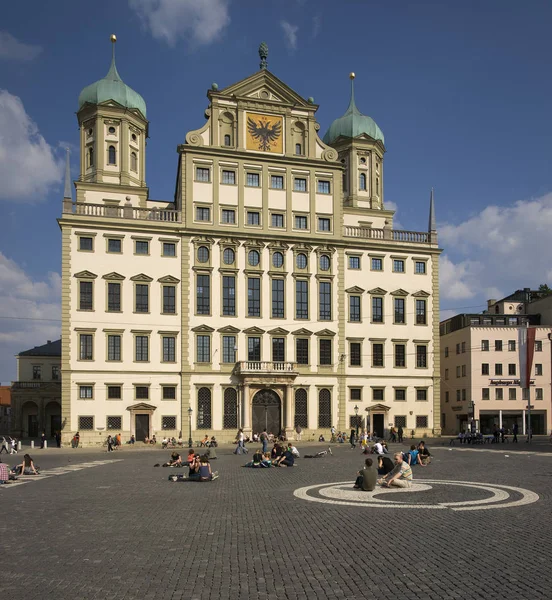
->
247;116;282;152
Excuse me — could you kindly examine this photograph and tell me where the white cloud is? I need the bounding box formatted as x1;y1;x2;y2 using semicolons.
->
0;31;42;61
129;0;230;46
0;90;63;202
384;200;404;230
280;20;299;51
0;253;61;383
439;193;552;302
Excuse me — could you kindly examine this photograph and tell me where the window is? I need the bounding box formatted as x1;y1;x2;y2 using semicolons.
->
248;278;261;317
79;334;93;360
455;344;460;355
317;180;330;194
535;364;543;376
372;297;383;323
376;177;379;194
318;389;332;427
319;339;332;365
196;335;211;363
495;388;503;400
508;364;516;376
295;280;309;319
522;388;530;401
359;173;366;190
509;388;517;400
88;146;94;167
536;388;543;401
162;416;177;430
196;207;210;221
221;209;236;224
272;279;285;318
296;253;308;269
78;416;94;430
394;298;405;324
481;340;489;351
32;366;41;380
318;218;331;232
221;170;235;185
395;344;406;368
445;347;449;358
295;143;302;155
224;134;231;146
162;286;176;314
272;338;285;362
162;242;176;257
135;386;149;400
108;239;121;253
294;178;307;192
248;337;261;361
196;275;210;315
371;257;383;271
108;145;116;165
319;281;332;320
135;336;149;362
461;342;466;353
482;363;489;375
223;388;238;429
296;338;309;365
415;261;426;274
106;416;122;430
222;276;236;316
416;389;428;401
130;152;137;172
107;335;121;361
456;366;461;378
196;167;210;182
272;252;284;268
135;284;149;313
456;390;461;402
107;386;121;400
223;248;235;265
416;416;428;428
508;340;516;351
535;340;543;352
294;389;308;428
79;281;93;310
270;175;284;189
495;364;503;376
195;247;209;265
393;259;405;273
482;388;490;400
108;126;116;134
131;133;137;142
349;296;361;322
349;342;361;366
416;300;427;324
246;172;260;187
248;249;260;266
395;389;406;401
52;366;60;380
79;236;93;251
79;385;93;399
372;343;384;367
416;345;427;368
135;240;149;255
247;211;261;226
271;213;284;228
462;365;466;377
373;388;384;402
107;282;121;312
163;336;176;362
395;415;407;428
348;256;360;270
197;387;212;429
222;336;236;363
294;215;308;230
495;340;503;351
445;369;449;380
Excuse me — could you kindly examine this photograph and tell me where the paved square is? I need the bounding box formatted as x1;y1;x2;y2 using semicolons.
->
1;441;551;600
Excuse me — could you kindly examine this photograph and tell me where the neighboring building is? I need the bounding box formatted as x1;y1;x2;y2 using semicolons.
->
11;340;62;438
58;40;442;445
0;386;11;434
440;290;552;435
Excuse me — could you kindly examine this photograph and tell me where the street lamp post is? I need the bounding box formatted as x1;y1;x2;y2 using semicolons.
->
354;405;359;437
187;407;193;448
469;400;476;434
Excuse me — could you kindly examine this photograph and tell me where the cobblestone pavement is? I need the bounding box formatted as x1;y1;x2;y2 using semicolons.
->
1;441;551;600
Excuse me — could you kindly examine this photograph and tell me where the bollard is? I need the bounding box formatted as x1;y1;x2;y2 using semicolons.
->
17;441;21;451
31;440;34;449
44;440;47;449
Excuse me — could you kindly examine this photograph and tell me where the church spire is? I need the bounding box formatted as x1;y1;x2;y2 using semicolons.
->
346;72;359;114
428;187;437;243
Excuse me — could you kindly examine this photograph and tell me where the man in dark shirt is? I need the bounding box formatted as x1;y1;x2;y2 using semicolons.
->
354;458;377;491
417;441;431;465
377;455;394;475
274;446;295;467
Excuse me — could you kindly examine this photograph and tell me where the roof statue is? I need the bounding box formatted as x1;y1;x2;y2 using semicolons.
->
259;42;268;70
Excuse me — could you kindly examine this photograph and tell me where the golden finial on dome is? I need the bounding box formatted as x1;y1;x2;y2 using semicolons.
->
349;72;355;80
110;34;117;43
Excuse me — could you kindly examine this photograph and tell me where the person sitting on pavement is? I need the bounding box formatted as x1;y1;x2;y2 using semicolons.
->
377;455;394;476
288;443;300;458
318;435;325;442
129;435;135;444
198;455;218;480
354;458;378;491
164;452;183;467
200;435;210;447
261;452;272;468
271;441;283;460
274;446;295;467
304;447;333;458
407;445;424;467
186;448;196;464
372;440;387;455
378;453;413;488
417;441;431;465
0;458;10;483
210;436;218;448
162;437;169;449
244;449;264;468
14;454;39;476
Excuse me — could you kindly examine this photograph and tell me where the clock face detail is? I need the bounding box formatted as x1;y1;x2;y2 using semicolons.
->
246;113;283;153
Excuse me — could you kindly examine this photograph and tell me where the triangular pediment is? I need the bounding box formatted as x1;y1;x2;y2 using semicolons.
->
315;329;336;337
74;270;97;280
102;272;125;281
368;287;387;295
345;286;365;294
292;328;313;336
191;325;215;333
243;326;266;335
126;402;157;411
391;288;409;296
412;290;431;298
217;325;240;334
366;403;391;412
268;327;289;335
158;275;180;284
130;273;153;282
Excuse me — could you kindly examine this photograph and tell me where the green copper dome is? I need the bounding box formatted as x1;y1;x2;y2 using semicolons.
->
323;80;383;145
78;57;147;118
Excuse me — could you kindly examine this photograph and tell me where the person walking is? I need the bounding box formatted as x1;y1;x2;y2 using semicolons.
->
40;431;46;449
55;431;61;448
107;435;114;452
397;425;404;443
350;428;356;449
512;422;518;443
10;437;18;454
260;428;269;454
0;437;9;454
234;429;247;455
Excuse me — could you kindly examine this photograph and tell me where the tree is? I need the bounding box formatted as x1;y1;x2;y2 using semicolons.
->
538;284;552;295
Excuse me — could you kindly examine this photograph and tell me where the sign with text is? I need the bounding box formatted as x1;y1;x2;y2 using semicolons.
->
489;379;535;386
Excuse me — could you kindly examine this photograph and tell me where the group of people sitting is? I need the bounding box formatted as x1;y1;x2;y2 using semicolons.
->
165;449;219;481
243;442;300;468
0;454;40;483
199;436;218;448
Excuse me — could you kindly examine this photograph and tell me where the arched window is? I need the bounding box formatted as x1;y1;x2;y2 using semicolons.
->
319;254;330;271
272;252;284;268
197;387;212;429
88;146;94;168
318;388;332;428
359;173;366;191
223;248;235;265
248;250;260;267
295;143;302;155
223;388;238;429
130;152;137;172
197;246;210;263
295;388;308;428
224;134;231;146
108;145;116;165
376;177;380;195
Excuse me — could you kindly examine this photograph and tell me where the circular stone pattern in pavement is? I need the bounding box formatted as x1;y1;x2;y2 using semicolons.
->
293;480;539;511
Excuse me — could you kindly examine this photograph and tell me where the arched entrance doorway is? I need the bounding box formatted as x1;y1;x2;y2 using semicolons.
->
252;389;281;435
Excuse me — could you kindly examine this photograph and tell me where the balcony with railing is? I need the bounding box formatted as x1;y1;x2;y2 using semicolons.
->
343;225;431;244
64;202;181;223
234;361;297;376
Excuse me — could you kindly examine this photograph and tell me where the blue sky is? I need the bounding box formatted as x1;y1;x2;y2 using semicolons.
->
1;0;552;382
